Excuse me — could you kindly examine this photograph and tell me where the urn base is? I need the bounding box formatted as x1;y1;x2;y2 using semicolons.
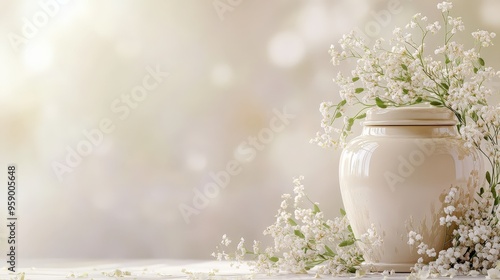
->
363;262;413;273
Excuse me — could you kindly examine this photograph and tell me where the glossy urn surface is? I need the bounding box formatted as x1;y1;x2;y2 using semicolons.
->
339;107;483;272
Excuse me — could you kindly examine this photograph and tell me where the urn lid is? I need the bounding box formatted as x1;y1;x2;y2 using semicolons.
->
363;107;457;126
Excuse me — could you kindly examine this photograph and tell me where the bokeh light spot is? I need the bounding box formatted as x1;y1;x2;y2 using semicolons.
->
211;63;233;87
22;40;53;73
268;31;305;68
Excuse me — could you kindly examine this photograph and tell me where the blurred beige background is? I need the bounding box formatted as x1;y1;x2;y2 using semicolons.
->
1;0;500;259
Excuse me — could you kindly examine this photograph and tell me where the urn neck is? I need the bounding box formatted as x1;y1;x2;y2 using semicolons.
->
362;125;459;138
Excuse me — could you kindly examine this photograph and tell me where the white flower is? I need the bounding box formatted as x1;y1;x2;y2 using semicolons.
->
329;45;341;66
437;1;453;13
252;240;260;254
406;20;417;29
280;200;288;209
444;188;457;203
237;238;245;253
472;30;496;47
426;21;441;34
444;205;456;215
221;234;231;246
417;266;431;279
468;270;480;276
448;16;465;34
487;268;500;279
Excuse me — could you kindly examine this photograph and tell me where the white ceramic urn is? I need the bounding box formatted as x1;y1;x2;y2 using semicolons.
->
339;107;483;272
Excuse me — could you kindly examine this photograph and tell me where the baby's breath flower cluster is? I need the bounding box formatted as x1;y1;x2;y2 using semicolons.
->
213;176;381;276
312;1;499;151
311;1;500;276
408;184;500;277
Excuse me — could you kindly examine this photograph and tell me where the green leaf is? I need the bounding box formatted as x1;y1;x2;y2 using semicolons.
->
346;118;355;131
415;97;423;103
430;101;442;106
486;171;492;185
375;97;387;108
338;239;355;247
441;83;449;90
355;88;364;94
269;256;279;262
347;225;353;233
288;218;297;226
403;89;409;95
325;245;335;256
474;67;478;74
313;204;321;214
340;208;346;216
471;111;479;121
479;57;485;66
338;99;347;106
294;230;305;239
355;113;366;119
401;64;408;71
335;112;342;118
445;55;451;64
352;77;360;82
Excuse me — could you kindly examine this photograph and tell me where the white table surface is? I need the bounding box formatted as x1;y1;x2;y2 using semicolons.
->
0;259;481;279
